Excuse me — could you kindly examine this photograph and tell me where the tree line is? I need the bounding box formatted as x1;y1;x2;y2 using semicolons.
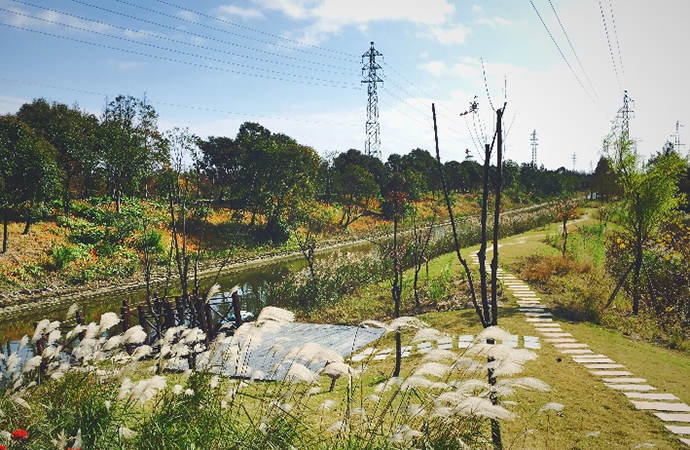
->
1;95;590;251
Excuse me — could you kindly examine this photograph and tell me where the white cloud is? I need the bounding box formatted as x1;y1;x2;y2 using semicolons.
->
472;4;483;13
476;16;511;27
217;5;264;21
255;0;456;44
428;24;469;45
418;61;447;77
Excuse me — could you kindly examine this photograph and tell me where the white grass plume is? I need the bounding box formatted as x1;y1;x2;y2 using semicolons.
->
413;362;449;378
539;402;564;413
476;326;513;343
98;312;120;334
498;377;550;392
206;283;221;301
65;303;79;320
422;348;456;362
256;306;295;324
17;335;29;352
401;375;432;391
413;327;449;343
123;326;147;345
21;356;42;374
283;363;317;384
456;396;515;420
32;319;50;343
388;316;427;331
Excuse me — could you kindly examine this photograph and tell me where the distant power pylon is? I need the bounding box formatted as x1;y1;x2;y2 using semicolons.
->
572;152;577;172
362;42;383;159
617;90;634;138
530;129;538;167
672;120;685;153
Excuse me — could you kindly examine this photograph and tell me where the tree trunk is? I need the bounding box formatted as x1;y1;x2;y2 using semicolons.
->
479;143;491;324
633;238;643;315
23;204;33;235
2;207;8;253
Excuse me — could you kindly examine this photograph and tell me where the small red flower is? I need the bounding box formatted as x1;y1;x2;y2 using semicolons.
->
11;428;28;440
0;444;7;450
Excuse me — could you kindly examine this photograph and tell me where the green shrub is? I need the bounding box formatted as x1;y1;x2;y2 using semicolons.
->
51;243;89;269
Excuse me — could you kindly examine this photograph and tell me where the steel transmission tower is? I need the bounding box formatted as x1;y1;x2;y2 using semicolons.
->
362;42;383;159
672;120;685;153
618;90;634;138
530;129;538;167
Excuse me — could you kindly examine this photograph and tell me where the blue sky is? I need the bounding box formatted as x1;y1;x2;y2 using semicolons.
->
0;0;688;170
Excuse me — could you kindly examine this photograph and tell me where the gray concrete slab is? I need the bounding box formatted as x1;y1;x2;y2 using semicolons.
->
606;384;656;391
631;402;690;412
680;438;690;446
585;363;626;369
544;338;578;343
540;332;572;337
560;349;594;354
590;370;634;377
654;413;690;423
625;393;679;401
526;318;554;322
572;354;611;360
525;312;553;317
575;358;615;364
554;343;590;348
531;323;561;327
603;377;648;384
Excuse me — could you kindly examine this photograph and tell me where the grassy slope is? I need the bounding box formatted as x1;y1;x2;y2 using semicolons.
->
318;215;690;449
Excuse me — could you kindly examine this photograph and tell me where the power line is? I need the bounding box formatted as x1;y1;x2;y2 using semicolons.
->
10;0;355;75
154;0;356;59
63;0;354;68
606;0;625;75
1;7;357;82
547;0;599;99
598;0;622;93
1;76;360;127
529;0;597;104
111;0;354;63
0;22;359;90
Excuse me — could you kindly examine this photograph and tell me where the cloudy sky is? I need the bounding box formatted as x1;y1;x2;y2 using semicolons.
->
0;0;688;170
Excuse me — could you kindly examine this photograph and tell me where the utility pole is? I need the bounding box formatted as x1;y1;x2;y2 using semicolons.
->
362;42;383;159
530;129;538;167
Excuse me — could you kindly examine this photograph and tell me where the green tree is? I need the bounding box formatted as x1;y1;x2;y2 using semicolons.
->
16;99;99;218
100;95;167;212
605;133;687;314
0;115;58;251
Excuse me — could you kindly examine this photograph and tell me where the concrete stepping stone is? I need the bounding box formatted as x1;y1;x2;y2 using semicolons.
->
666;425;690;434
544;338;578;343
373;354;388;360
625;393;679;401
524;341;541;349
554;343;589;349
540;332;572;337
631;401;690;412
362;348;377;355
606;384;656;391
654;413;690;423
377;348;393;354
680;438;690;445
576;358;615;364
525;312;553;317
351;354;366;362
532;322;561;327
560;349;594;354
585;363;625;369
572;354;610;359
526;318;553;323
591;370;634;377
524;336;540;342
458;335;474;348
603;377;648;384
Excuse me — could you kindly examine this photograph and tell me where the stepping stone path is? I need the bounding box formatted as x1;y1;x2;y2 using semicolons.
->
468;249;690;448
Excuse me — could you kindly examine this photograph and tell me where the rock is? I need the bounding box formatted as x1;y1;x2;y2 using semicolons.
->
19;288;31;295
